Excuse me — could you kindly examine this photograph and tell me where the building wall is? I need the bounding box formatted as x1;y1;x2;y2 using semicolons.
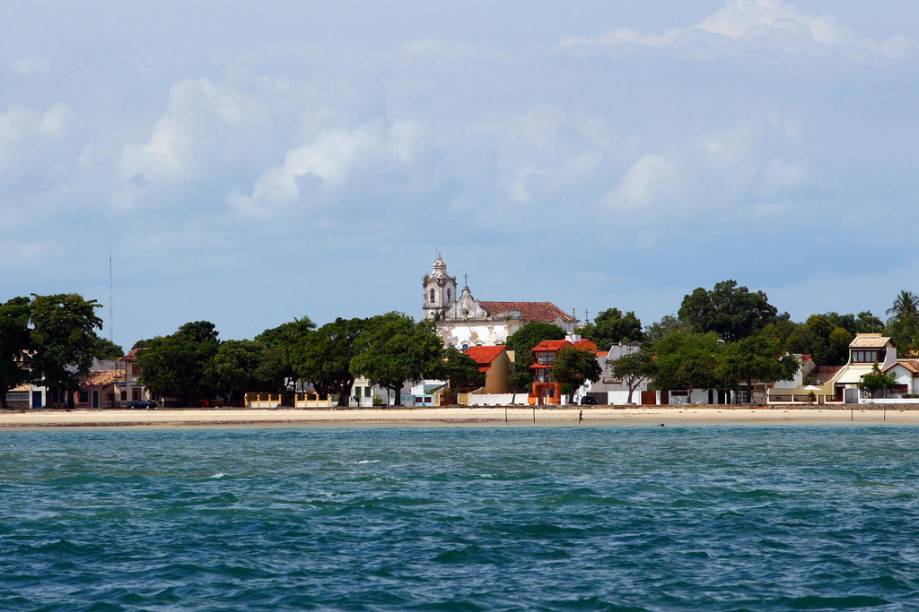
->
436;320;519;348
483;352;510;394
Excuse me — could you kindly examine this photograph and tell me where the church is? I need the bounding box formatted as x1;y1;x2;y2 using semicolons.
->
422;255;577;349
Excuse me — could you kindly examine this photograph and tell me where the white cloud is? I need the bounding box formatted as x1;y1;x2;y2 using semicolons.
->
119;78;266;185
229;120;428;216
11;56;50;76
602;120;808;216
561;0;916;60
0;103;69;177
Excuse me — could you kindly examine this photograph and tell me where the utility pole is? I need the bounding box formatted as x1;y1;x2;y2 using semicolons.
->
108;243;114;343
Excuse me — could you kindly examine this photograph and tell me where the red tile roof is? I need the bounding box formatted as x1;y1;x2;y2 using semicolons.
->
83;370;120;387
531;339;572;353
892;359;919;374
465;346;506;372
573;339;599;352
479;301;575;323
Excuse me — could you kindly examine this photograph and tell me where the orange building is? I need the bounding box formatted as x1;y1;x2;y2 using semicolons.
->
528;339;573;405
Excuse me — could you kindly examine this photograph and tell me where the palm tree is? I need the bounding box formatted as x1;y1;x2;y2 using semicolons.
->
887;290;919;324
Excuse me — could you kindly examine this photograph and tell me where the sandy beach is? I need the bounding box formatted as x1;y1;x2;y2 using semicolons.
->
1;406;918;429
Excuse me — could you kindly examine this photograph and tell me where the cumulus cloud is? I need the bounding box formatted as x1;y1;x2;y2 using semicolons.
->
119;78;266;185
561;0;916;60
229;120;429;216
602;120;808;217
0;103;69;180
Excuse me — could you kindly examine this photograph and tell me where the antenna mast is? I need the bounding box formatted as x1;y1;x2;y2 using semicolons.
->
108;243;114;342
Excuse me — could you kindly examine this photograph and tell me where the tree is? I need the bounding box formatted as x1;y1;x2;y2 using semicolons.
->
644;315;691;346
887;316;919;357
440;347;485;392
785;315;853;366
717;335;799;403
290;317;364;406
29;294;104;408
858;364;897;399
678;280;780;341
506;322;566;395
0;297;32;409
887;290;919;324
653;331;722;402
92;336;124;361
214;340;270;406
256;316;315;401
350;313;444;406
551;346;602;401
610;347;657;405
578;308;643;348
137;321;220;406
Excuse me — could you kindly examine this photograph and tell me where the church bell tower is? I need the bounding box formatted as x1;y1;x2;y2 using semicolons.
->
422;254;457;321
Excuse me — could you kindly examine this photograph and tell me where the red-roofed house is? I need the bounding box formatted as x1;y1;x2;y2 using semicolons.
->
465;345;511;394
528;339;574;405
422;256;578;348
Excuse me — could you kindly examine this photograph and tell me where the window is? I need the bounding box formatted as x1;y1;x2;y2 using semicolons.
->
132;388;141;401
429;288;435;304
79;390;89;404
447;288;452;302
852;350;879;363
354;386;361;398
120;390;127;401
365;387;372;398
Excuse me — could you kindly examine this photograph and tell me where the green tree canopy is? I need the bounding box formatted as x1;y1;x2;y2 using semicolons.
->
653;331;722;399
92;336;125;361
644;315;691;346
137;321;220;406
784;315;853;365
214;339;276;405
678;280;780;341
30;294;103;408
506;322;566;392
578;308;643;348
255;316;316;398
610;346;657;405
551;346;602;399
291;317;364;405
0;297;33;409
349;313;444;406
716;335;799;402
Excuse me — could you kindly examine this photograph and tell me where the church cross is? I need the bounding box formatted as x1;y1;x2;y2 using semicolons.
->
463;273;469;288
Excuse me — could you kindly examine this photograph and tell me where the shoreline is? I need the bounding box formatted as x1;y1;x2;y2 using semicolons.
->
1;406;918;430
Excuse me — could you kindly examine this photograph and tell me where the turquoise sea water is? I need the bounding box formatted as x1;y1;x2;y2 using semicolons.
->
1;426;917;610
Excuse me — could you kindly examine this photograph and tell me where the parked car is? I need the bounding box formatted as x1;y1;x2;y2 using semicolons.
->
126;400;157;409
579;395;598;405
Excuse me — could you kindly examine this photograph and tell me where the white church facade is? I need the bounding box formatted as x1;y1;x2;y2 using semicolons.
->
422;255;577;349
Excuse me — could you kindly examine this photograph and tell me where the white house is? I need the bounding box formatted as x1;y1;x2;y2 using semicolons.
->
884;359;919;397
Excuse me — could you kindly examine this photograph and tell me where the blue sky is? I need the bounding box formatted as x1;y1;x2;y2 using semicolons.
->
2;0;918;347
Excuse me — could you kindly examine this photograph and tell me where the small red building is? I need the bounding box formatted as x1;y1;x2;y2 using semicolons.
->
528;339;573;405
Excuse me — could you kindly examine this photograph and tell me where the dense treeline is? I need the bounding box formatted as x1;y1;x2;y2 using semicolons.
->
3;283;917;408
134;313;482;406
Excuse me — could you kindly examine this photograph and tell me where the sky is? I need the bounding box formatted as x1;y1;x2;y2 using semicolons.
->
2;0;918;347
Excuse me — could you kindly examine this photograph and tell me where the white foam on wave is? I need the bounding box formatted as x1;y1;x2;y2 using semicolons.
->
209;472;226;479
356;460;380;464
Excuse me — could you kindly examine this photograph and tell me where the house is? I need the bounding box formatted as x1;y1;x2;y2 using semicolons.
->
76;370;120;408
767;333;899;404
527;339;574;405
410;381;448;406
422;255;577;348
884;359;919;397
465;345;511;394
598;342;648;405
4;383;46;409
115;349;149;405
350;376;388;407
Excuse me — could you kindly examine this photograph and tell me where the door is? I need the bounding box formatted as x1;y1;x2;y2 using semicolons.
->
31;391;42;409
92;390;100;408
640;390;656;405
844;388;859;405
660;390;670;405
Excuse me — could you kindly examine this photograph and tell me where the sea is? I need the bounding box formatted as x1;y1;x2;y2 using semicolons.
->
0;425;917;610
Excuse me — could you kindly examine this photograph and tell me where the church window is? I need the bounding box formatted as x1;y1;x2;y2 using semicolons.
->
447;288;452;302
429;288;435;304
